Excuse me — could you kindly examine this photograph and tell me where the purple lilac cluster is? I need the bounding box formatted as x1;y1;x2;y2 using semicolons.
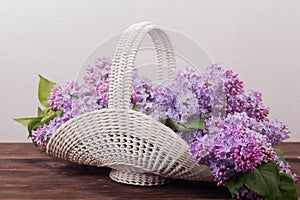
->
146;82;199;124
33;81;99;148
31;56;295;199
131;68;155;112
227;89;270;122
190;112;275;186
204;64;270;121
84;57;111;108
175;66;210;119
250;118;291;146
274;154;298;181
132;66;201;124
31;116;69;148
48;81;76;118
48;81;99;119
33;58;112;149
188;64;296;199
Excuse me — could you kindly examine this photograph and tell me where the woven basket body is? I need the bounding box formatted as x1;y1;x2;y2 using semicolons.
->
46;22;214;186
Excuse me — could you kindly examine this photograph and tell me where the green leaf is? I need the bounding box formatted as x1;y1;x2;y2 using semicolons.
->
273;148;287;164
226;173;245;198
38;75;56;107
27;117;43;137
226;162;280;199
245;162;280;199
37;107;43;117
40;110;57;124
274;173;298;200
31;121;43;131
160;116;209;132
56;110;63;117
40;108;62;124
133;104;141;111
14;117;35;127
27;117;43;130
182;116;210;131
160;118;186;132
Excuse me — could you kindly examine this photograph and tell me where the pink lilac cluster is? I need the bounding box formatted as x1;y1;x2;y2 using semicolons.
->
190;112;276;186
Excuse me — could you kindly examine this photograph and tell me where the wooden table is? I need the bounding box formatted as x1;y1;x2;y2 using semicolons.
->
0;143;299;199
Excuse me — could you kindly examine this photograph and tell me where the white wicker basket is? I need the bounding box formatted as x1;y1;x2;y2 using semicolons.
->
46;22;214;186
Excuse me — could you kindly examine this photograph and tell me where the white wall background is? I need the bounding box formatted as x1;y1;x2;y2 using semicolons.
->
0;0;299;142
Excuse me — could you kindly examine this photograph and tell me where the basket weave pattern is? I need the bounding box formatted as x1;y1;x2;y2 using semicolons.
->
46;22;214;186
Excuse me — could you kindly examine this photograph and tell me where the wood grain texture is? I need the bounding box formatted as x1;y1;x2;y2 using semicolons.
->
0;143;299;200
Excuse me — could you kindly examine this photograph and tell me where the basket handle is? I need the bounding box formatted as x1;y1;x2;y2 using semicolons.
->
108;22;176;109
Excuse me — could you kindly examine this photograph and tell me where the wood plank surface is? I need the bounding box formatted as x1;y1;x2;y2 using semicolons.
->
0;143;299;200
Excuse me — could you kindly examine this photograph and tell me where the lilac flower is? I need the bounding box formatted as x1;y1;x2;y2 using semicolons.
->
226;88;269;122
245;90;270;121
273;154;298;182
131;66;196;123
31;116;69;149
70;84;99;117
190;112;275;186
33;56;296;200
224;70;244;96
251;118;291;145
148;82;179;121
48;81;99;119
177;66;212;118
48;81;76;116
145;71;200;124
203;64;228;117
131;68;155;112
34;82;99;148
84;57;111;108
226;93;248;114
84;57;111;87
95;78;109;108
172;67;200;123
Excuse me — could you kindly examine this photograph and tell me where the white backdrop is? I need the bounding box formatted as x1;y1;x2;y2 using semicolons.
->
0;0;299;142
